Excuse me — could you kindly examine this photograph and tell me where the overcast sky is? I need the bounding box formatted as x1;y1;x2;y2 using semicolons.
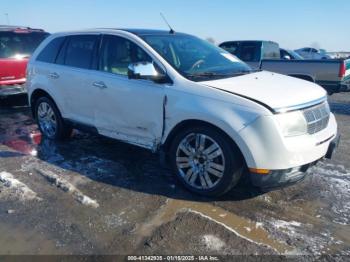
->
3;0;350;51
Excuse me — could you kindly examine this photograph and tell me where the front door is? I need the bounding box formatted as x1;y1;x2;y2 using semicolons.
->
92;35;166;149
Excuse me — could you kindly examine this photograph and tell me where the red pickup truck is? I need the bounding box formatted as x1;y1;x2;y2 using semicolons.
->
0;26;49;98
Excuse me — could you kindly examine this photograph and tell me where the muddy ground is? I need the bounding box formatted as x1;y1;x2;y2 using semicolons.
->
0;93;349;258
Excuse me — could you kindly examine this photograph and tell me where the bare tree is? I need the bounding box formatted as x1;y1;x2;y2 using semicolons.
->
310;42;320;50
206;37;216;45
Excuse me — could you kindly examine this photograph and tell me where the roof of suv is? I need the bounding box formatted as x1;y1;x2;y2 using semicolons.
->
104;28;178;36
54;28;188;37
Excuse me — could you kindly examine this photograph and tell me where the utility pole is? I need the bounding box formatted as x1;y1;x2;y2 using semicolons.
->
4;13;10;25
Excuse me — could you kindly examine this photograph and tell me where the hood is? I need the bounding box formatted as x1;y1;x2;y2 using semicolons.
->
201;71;326;111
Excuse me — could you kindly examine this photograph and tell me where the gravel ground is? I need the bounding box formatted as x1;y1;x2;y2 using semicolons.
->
0;93;349;258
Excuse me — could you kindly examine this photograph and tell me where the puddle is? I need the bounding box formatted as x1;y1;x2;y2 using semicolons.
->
136;199;293;254
2;132;41;156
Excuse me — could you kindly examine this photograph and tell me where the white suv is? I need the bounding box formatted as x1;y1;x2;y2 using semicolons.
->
27;29;339;196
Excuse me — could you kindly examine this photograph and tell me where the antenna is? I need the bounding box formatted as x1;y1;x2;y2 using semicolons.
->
160;13;175;34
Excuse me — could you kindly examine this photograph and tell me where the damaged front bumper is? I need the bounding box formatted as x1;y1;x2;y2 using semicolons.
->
250;134;340;190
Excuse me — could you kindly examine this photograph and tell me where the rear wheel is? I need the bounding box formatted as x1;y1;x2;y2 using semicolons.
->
35;97;72;140
169;126;243;197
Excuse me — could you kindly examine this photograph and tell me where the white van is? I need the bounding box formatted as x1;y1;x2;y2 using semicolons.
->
26;29;339;196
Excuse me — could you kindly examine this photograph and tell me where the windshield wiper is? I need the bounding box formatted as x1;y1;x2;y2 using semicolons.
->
227;69;262;76
186;72;233;79
186;69;261;80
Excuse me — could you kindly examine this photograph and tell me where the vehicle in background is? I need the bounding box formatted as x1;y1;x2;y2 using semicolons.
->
0;26;49;98
218;40;280;69
219;40;350;94
27;29;338;196
327;52;350;59
280;48;304;60
294;47;331;60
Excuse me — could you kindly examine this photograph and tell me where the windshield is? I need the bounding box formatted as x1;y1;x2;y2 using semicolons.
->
142;34;253;81
0;32;49;59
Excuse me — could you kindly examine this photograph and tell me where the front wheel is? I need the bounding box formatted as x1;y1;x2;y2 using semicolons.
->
35;97;72;140
169;126;244;197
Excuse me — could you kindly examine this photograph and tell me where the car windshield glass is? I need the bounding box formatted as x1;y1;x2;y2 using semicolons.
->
142;34;253;81
0;32;49;59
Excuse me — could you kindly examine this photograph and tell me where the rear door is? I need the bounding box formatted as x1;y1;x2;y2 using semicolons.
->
51;34;100;125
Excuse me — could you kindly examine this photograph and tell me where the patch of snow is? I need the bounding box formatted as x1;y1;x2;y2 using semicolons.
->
255;222;263;229
272;220;302;230
266;217;339;255
189;210;280;253
202;234;226;251
244;227;252;232
0;171;40;201
75;194;99;209
311;162;350;225
104;213;127;229
36;169;99;208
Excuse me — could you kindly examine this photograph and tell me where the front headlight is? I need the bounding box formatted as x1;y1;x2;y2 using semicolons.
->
275;110;307;137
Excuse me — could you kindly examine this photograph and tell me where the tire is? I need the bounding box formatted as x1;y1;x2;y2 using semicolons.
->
169;125;244;197
35;96;72;140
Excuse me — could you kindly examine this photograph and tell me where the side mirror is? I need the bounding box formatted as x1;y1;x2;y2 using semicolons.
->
282;55;291;60
128;62;169;83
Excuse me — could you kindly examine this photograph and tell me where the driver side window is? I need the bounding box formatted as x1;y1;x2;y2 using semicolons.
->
99;35;152;76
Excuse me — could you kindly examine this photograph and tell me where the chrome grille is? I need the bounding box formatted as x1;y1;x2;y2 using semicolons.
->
303;102;330;134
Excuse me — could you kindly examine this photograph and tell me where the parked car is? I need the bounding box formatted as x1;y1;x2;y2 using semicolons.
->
27;29;339;196
294;47;331;60
219;40;350;94
280;48;304;60
0;26;49;98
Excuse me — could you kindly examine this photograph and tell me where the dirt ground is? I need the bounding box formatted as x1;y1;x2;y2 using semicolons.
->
0;93;349;259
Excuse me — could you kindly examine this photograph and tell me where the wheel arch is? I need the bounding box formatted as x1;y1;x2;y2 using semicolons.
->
30;89;58;119
288;74;315;83
161;119;249;167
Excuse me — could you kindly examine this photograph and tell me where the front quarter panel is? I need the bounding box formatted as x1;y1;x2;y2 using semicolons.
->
162;83;268;165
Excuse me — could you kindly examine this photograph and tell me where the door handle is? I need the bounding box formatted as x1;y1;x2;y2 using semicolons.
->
93;81;107;89
49;72;59;79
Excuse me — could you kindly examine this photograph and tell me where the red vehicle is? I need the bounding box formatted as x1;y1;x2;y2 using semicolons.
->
0;26;49;98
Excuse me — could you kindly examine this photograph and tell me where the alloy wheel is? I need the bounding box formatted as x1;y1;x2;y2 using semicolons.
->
37;102;57;138
176;133;226;190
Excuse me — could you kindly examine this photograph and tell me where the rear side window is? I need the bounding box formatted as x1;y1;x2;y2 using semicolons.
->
37;36;65;63
238;42;261;62
262;42;280;59
64;35;99;69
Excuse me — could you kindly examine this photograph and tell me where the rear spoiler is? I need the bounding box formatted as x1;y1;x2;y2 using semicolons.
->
0;25;45;32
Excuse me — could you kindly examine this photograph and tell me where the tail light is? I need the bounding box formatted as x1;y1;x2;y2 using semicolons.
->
339;61;346;78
